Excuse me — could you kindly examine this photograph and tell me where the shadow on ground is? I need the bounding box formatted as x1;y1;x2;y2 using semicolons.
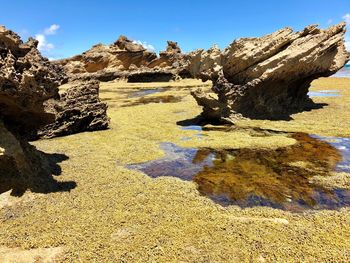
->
0;147;76;197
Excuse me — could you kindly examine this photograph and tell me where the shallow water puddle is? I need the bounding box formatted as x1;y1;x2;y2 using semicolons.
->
312;135;350;172
308;90;340;97
127;133;350;211
121;95;183;107
127;88;168;98
181;125;203;131
332;65;350;78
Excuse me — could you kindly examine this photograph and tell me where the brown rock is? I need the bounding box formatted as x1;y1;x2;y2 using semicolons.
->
56;38;192;82
0;25;76;195
187;44;222;81
56;35;157;78
0;26;66;134
37;81;110;139
191;23;350;123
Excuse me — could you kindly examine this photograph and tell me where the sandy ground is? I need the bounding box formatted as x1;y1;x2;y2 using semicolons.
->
1;78;350;262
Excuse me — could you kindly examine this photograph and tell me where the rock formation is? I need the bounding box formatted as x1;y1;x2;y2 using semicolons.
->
0;26;66;135
0;26;109;195
57;35;157;76
190;23;350;123
37;81;109;139
187;44;222;81
56;37;191;82
0;25;75;195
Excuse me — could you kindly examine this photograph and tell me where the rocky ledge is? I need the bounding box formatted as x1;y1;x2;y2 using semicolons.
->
190;23;350;123
55;37;191;82
37;81;110;139
0;25;108;195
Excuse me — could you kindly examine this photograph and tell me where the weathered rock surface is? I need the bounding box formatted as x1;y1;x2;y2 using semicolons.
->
56;37;191;82
187;44;222;81
56;35;157;78
0;26;76;195
0;120;34;194
0;26;66;134
148;41;185;68
37;81;109;138
191;23;350;123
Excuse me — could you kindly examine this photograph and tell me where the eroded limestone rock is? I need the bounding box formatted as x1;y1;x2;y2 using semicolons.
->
0;26;66;134
56;35;157;79
37;81;110;138
191;23;350;123
0;26;76;195
187;44;222;81
56;37;191;82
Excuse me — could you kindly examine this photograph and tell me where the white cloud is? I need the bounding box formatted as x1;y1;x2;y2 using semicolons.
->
345;37;350;51
35;34;54;52
133;40;155;52
44;24;60;35
343;13;350;24
35;24;60;53
327;19;333;25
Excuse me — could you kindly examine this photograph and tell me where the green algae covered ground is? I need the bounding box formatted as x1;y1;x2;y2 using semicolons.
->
1;78;350;262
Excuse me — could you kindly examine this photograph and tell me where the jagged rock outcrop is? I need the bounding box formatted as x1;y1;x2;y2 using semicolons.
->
57;35;157;75
0;25;76;195
37;81;109;138
187;44;222;81
0;26;66;135
148;41;184;68
56;37;191;82
191;23;350;123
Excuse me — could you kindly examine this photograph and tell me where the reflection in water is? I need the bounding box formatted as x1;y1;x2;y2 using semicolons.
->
127;88;168;98
121;95;183;107
181;125;203;131
127;133;350;211
308;90;340;97
332;65;350;78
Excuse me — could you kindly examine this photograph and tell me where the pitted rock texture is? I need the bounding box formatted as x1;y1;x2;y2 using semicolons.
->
191;23;350;123
57;35;157;74
0;26;77;196
56;37;191;81
187;44;222;81
0;25;66;133
37;81;110;139
0;25;65;195
0;120;34;195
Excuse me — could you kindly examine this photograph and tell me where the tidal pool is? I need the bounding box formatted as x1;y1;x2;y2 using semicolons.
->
127;133;350;212
121;95;183;107
127;88;168;98
308;90;340;97
332;65;350;78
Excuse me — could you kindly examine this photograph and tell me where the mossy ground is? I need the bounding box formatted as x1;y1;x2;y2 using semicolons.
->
1;78;350;262
238;77;350;137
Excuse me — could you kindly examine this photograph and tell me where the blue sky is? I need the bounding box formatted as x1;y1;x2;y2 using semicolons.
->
1;0;349;59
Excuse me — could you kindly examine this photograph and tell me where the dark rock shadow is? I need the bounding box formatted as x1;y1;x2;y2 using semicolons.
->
176;115;224;127
177;102;329;125
28;151;77;195
0;147;76;197
245;102;329;121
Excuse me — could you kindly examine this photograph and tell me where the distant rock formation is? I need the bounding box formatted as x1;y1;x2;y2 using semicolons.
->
190;23;350;123
37;81;109;139
57;35;157;75
56;37;191;82
187;44;222;81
